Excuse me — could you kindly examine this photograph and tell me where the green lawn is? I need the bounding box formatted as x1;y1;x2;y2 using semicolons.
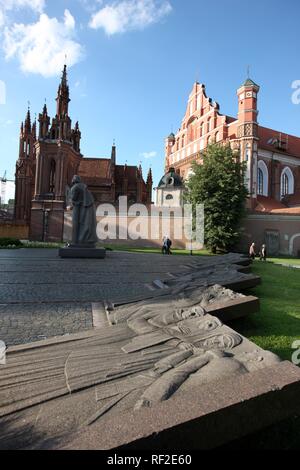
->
103;244;212;256
268;256;300;266
221;260;300;450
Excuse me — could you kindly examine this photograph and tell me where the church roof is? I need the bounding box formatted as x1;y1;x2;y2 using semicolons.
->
78;158;112;186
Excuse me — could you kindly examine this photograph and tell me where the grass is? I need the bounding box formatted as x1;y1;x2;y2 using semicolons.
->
220;260;300;450
21;241;65;249
103;244;212;256
268;256;300;266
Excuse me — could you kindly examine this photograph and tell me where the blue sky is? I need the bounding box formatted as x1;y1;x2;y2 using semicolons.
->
1;0;300;200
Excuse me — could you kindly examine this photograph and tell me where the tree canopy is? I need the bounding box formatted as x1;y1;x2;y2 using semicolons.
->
185;143;248;253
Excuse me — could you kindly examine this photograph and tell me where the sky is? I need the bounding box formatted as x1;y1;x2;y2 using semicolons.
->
1;0;300;202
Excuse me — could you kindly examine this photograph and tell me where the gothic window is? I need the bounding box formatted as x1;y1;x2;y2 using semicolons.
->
215;131;220;142
281;167;294;197
257;160;268;196
49;159;56;193
181;135;185;148
27;140;30;157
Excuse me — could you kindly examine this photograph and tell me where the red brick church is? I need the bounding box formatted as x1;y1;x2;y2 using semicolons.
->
165;78;300;255
14;66;152;241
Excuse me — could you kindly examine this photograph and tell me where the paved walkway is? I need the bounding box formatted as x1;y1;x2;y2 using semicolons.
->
0;248;199;346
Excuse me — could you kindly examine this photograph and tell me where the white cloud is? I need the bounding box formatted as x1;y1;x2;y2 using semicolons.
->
2;0;45;13
140;151;157;159
3;10;84;77
89;0;172;35
0;9;5;28
0;0;45;27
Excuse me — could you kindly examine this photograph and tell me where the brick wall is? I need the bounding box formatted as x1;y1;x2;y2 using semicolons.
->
0;222;29;240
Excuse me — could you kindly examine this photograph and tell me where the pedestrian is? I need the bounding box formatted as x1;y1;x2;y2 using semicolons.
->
249;242;256;260
166;237;172;255
162;236;168;255
259;244;267;261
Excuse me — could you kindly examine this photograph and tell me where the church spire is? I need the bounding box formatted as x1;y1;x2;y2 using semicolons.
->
111;140;116;165
39;99;50;139
147;167;153;185
24;104;31;134
56;64;70;117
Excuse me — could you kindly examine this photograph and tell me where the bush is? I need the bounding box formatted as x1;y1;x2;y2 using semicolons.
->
0;237;23;248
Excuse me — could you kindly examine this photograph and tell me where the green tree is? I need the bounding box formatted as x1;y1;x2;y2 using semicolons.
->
185;143;248;253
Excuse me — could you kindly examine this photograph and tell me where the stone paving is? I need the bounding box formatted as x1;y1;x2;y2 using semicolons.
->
0;248;197;346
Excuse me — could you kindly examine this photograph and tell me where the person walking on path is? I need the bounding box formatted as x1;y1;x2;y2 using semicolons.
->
162;236;168;255
166;237;172;255
249;242;256;260
259;244;267;261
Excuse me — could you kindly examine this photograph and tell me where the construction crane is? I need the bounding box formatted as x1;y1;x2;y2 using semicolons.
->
0;171;14;207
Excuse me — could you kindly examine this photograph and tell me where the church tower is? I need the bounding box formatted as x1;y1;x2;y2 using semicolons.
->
14;107;36;221
30;65;83;242
237;77;260;208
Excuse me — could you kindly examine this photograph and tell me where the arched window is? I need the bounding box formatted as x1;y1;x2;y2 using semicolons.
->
166;194;173;200
181;135;185;148
257;160;268;196
281;167;294;197
215;131;220;142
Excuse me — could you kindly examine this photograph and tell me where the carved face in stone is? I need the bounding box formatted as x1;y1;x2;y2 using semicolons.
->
195;332;242;350
148;306;205;328
175;316;222;337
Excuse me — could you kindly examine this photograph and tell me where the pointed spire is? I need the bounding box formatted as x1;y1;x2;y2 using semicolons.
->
56;64;70;117
138;162;143;178
147;167;153;184
43;99;48;115
25;103;31;133
111;140;116;165
61;64;67;87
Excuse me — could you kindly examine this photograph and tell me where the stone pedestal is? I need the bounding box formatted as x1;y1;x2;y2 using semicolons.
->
59;245;106;259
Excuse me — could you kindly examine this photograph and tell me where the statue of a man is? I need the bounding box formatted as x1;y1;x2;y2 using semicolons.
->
68;175;98;247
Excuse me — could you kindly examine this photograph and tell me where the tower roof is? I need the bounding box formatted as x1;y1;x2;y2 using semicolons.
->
158;168;183;188
242;77;259;88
